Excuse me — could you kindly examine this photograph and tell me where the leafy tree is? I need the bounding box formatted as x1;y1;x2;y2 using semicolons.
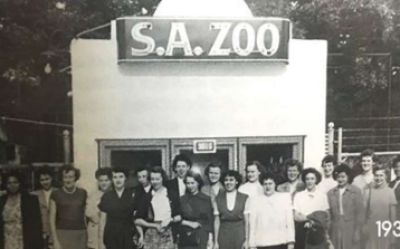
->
0;0;159;162
0;0;399;161
249;0;399;133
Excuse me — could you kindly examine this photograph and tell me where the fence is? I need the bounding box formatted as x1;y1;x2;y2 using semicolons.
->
326;122;400;174
0;128;72;190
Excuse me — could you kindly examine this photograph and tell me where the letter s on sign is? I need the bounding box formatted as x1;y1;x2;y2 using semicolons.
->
257;23;280;57
131;22;155;56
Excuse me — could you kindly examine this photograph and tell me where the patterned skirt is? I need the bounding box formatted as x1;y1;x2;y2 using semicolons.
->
144;227;175;249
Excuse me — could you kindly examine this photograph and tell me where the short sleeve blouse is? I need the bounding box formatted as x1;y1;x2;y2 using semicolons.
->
293;189;329;216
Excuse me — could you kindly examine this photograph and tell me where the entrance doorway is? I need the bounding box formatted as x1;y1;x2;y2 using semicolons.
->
97;136;304;184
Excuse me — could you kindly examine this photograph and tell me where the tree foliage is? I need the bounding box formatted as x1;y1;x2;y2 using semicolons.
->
0;1;397;118
0;0;399;159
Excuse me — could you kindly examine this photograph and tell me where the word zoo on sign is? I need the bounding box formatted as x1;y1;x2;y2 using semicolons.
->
116;17;291;62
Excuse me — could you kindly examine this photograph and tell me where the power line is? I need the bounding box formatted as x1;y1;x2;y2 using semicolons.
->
0;116;72;128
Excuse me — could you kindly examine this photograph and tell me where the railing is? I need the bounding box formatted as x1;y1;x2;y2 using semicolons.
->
326;120;400;164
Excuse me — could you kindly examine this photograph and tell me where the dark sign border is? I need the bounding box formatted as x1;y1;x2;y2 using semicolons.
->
116;16;291;63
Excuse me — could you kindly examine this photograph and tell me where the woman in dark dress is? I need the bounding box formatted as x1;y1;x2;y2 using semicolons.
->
179;171;213;249
98;167;136;249
0;171;43;249
213;170;249;249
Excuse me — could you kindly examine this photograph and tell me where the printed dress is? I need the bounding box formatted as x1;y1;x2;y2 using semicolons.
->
3;197;23;249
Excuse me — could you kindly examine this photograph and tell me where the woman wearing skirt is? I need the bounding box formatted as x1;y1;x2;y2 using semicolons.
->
50;165;87;249
364;167;397;249
98;167;136;249
179;171;213;249
135;166;181;249
213;170;249;249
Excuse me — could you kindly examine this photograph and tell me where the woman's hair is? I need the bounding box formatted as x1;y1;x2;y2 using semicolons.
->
373;165;389;176
59;165;80;181
5;170;25;192
111;167;128;177
259;172;279;185
150;166;168;185
95;167;112;179
184;170;204;190
222;170;242;189
321;155;336;166
172;154;192;172
245;160;265;176
37;165;53;178
360;149;376;161
333;163;354;183
301;168;322;185
35;166;55;189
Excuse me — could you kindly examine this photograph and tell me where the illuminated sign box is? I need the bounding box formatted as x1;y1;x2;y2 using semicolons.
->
193;140;217;154
116;17;291;62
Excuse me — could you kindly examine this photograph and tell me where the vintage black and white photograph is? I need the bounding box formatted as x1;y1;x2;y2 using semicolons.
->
0;0;400;249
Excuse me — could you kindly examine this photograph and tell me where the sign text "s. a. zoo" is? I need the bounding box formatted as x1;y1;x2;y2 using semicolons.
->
116;17;291;62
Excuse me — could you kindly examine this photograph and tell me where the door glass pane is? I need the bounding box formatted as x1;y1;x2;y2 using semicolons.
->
111;150;162;187
179;149;229;179
246;144;293;182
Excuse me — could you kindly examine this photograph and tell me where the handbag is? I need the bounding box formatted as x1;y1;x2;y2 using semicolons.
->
178;226;201;247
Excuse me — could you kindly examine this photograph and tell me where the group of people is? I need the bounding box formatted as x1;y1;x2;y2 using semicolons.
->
0;150;399;249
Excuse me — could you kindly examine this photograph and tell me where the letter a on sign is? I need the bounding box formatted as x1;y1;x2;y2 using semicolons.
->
165;23;193;56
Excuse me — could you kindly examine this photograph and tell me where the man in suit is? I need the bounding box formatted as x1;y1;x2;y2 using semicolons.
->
166;154;192;244
166;154;192;198
277;159;305;198
32;166;56;249
133;166;152;209
201;162;224;200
